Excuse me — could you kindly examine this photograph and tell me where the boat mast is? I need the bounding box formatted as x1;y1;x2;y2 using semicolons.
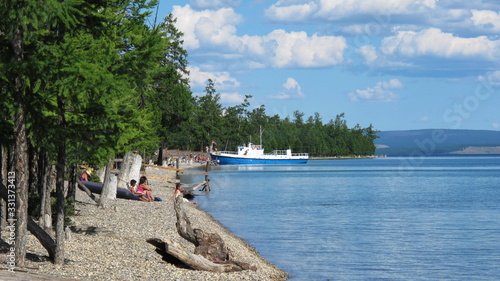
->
259;125;264;146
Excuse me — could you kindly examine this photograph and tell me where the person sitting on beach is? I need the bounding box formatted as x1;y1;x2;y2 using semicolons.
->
127;179;151;202
170;183;196;204
138;176;155;201
79;169;92;182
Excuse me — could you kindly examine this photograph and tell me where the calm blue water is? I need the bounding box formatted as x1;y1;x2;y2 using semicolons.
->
190;157;500;280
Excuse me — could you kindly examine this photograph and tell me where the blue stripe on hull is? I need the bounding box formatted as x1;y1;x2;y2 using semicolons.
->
211;155;308;165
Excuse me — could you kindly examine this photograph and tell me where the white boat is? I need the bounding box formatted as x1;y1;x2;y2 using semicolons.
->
210;143;308;165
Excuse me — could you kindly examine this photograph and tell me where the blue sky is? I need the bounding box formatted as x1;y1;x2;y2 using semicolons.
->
154;0;500;131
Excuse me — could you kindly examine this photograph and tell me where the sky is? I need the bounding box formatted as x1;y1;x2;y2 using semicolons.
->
153;0;500;131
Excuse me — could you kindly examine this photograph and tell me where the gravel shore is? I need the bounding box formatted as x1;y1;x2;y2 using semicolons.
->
0;164;289;281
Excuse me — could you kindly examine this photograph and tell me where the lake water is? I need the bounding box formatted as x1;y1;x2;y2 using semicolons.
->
190;157;500;280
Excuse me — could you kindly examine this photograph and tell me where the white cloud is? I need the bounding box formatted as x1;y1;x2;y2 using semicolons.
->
478;71;500;86
191;0;241;9
261;30;346;68
173;5;347;69
271;77;305;99
358;45;378;65
188;66;240;90
173;2;500;80
265;0;437;22
471;9;500;32
241;30;346;68
493;122;500;129
264;1;500;43
318;0;436;19
349;78;403;102
264;1;317;22
220;93;246;104
188;66;245;104
381;28;500;60
172;5;243;50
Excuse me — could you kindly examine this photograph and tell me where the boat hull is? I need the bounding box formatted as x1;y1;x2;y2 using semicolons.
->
211;154;308;165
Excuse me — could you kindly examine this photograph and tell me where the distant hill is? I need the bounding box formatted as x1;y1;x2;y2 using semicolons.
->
374;129;500;156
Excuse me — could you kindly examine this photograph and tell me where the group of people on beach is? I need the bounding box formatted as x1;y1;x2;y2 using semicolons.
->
80;169;194;203
128;176;155;202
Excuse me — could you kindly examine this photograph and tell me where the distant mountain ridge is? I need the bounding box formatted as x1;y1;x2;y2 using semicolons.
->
374;129;500;156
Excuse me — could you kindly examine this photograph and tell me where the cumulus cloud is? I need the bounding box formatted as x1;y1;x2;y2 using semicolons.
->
317;0;436;19
188;66;240;90
259;30;346;68
271;77;305;99
381;28;500;61
188;66;245;104
358;45;378;65
172;5;347;69
240;31;346;68
220;93;246;104
172;5;243;50
263;1;500;44
191;0;241;9
349;79;403;102
264;1;318;22
471;9;500;32
265;0;437;22
478;71;500;86
173;2;500;80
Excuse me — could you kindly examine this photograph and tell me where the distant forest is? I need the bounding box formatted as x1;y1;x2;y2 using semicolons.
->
168;80;378;157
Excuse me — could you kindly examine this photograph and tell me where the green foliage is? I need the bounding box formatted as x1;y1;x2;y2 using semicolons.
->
0;0;193;232
88;173;101;183
1;0;185;166
167;82;379;156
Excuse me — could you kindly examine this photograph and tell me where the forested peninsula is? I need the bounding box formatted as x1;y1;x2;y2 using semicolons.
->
0;0;377;270
175;90;379;157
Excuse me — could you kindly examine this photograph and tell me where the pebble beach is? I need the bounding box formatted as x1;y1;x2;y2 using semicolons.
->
0;164;289;281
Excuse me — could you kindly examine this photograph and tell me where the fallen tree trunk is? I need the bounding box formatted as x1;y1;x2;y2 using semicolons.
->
76;179;99;204
148;195;256;272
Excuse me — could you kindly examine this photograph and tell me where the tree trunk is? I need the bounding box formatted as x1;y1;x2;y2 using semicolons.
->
118;151;143;188
28;145;39;194
12;13;29;268
99;160;116;208
130;153;142;184
118;152;133;188
66;164;76;201
54;94;68;265
54;141;66;265
76;179;99;204
157;143;164;166
14;109;29;268
173;196;198;245
38;152;52;232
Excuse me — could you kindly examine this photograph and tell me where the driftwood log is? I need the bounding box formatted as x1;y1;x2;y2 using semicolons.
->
147;196;256;272
76;179;99;204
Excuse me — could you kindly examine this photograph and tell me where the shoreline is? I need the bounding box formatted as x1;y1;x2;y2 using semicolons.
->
310;155;387;160
0;163;289;281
